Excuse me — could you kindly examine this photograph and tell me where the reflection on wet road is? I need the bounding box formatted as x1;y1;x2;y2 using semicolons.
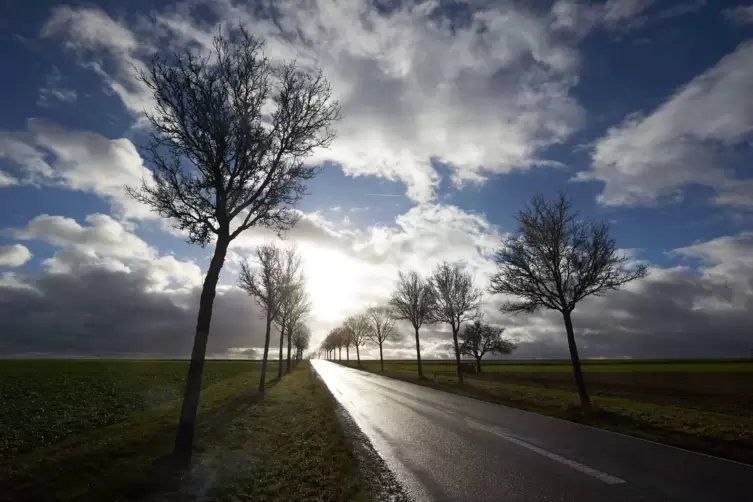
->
313;360;753;502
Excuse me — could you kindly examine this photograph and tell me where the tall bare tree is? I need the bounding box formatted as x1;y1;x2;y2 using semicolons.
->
292;324;311;362
273;248;306;379
343;314;370;366
459;320;516;373
340;326;353;362
284;284;311;373
126;27;340;463
365;306;399;372
488;193;648;409
389;271;436;378
238;243;285;394
429;262;481;384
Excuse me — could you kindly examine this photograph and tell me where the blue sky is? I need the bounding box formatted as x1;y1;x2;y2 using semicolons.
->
1;0;752;358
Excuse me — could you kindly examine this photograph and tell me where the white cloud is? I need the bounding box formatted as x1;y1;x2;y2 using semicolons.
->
42;0;585;201
0;171;17;187
723;5;753;24
0;244;32;267
579;41;753;207
8;213;202;292
0;119;154;219
37;66;78;108
41;6;154;121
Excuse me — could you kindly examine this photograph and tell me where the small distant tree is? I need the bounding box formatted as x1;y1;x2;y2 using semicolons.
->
343;314;370;365
429;262;481;384
126;27;340;464
366;306;399;372
285;287;311;372
274;248;303;379
340;326;353;362
292;324;311;362
488;193;648;410
238;243;284;394
459;320;517;373
389;271;436;378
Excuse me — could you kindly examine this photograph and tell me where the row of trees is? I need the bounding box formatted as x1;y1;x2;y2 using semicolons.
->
324;194;648;411
238;244;312;393
126;27;340;464
320;306;399;371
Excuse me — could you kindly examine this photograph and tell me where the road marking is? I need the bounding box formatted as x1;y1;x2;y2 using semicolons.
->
466;419;625;485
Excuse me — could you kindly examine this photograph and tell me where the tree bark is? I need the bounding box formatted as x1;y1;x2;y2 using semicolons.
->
277;318;286;380
379;343;384;372
563;310;591;410
346;346;350;361
356;345;360;366
259;313;273;394
476;357;482;373
286;329;292;373
338;346;341;360
452;327;464;384
414;326;423;378
173;235;229;465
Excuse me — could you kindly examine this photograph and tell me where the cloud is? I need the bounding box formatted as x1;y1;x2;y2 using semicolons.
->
0;213;269;357
579;41;753;207
0;119;154;219
0;244;32;267
8;213;202;292
0;171;17;187
40;6;154;121
0;265;269;358
42;0;585;201
723;4;753;24
37;66;78;108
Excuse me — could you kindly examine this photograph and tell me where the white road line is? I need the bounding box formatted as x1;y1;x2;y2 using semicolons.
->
466;419;625;485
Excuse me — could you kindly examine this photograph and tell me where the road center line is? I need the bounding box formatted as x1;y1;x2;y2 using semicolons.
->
465;419;625;485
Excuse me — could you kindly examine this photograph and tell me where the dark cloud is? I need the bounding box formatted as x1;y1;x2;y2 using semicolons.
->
0;266;268;357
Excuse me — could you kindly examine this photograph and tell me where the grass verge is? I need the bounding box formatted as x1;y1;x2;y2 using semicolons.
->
340;362;753;465
148;362;369;502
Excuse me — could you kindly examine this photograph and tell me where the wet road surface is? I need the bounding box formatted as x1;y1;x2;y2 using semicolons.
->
312;360;753;502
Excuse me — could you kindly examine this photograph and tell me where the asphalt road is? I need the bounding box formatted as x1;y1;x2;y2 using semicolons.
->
312;360;753;502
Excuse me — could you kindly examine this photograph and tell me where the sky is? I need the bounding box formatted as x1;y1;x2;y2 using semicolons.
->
1;0;752;360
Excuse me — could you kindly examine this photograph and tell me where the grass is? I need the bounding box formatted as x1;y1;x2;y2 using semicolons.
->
1;360;367;501
0;359;274;459
339;358;753;464
152;363;369;502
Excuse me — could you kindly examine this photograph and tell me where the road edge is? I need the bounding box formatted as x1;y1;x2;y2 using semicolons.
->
310;363;414;502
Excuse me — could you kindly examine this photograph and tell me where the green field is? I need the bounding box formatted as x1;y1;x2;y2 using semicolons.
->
0;359;366;501
0;359;276;459
341;358;753;463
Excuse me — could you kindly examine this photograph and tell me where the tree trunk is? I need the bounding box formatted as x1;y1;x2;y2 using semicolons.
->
277;318;286;380
356;344;361;366
452;327;463;384
414;326;423;378
286;329;292;373
476;356;482;373
346;346;350;362
259;314;273;394
379;343;384;372
563;311;591;410
338;346;341;360
173;235;229;465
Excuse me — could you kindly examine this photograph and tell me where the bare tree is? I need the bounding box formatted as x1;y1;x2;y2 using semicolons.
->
389;271;436;378
284;284;311;373
365;306;399;372
273;248;308;378
488;193;648;410
126;27;340;463
429;262;481;384
238;243;285;395
292;324;311;363
340;326;353;362
343;314;370;366
459;320;516;373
